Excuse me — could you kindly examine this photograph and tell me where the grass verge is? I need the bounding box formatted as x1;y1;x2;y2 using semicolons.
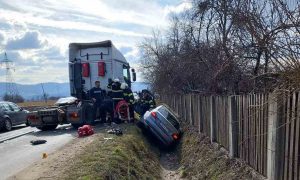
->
62;125;161;180
178;125;265;180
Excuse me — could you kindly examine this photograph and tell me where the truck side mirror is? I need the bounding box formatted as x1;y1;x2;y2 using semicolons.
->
131;69;136;82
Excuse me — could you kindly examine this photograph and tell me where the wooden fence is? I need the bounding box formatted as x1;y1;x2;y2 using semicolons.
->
161;92;300;180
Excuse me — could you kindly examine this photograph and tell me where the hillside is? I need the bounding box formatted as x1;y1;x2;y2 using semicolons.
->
0;82;149;100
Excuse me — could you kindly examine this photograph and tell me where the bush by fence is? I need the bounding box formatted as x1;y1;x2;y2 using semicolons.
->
162;93;300;180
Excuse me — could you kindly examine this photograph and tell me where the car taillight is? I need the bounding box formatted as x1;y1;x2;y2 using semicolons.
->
98;62;105;76
151;111;157;119
70;112;79;118
172;133;179;140
82;62;90;77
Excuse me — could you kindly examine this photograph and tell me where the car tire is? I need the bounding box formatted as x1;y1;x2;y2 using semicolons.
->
25;119;30;126
3;118;12;131
36;125;58;131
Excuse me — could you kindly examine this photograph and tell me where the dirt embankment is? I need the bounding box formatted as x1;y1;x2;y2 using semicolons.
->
176;125;265;180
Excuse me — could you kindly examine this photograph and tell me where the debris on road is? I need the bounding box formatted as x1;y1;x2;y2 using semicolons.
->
103;137;113;144
42;153;48;159
107;128;123;136
30;139;47;145
77;125;94;137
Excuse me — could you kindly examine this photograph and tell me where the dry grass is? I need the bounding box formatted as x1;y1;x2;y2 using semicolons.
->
178;124;265;180
62;125;161;180
17;100;56;107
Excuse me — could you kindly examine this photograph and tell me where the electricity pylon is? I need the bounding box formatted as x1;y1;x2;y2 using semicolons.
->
0;52;19;96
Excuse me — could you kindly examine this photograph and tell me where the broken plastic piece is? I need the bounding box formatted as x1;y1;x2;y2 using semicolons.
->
107;128;123;136
30;139;47;145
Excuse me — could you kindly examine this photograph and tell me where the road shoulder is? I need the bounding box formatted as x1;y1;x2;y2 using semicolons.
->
9;131;98;180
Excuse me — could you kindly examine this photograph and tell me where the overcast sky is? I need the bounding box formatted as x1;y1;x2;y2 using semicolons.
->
0;0;191;84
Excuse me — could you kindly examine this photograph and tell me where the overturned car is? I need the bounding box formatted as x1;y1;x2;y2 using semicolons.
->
138;105;181;147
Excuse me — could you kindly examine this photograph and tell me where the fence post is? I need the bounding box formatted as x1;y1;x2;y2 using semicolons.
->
210;96;217;142
228;96;234;157
189;94;193;125
229;96;239;157
267;93;278;180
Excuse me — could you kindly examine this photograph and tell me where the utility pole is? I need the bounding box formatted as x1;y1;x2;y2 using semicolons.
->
41;83;48;103
0;52;18;97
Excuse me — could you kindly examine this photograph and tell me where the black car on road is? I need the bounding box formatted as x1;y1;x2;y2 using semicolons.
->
0;101;29;131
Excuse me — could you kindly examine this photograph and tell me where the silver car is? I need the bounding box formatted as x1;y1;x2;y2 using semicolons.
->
139;105;181;147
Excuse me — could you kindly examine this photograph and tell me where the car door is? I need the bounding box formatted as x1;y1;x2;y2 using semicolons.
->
1;103;17;125
7;102;25;125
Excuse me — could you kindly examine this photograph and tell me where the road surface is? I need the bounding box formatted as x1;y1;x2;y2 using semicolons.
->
0;124;76;180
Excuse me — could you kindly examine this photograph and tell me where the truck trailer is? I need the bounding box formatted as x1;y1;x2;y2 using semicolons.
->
28;40;136;130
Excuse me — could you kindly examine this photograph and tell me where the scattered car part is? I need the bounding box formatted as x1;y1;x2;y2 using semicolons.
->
107;128;123;136
30;139;47;145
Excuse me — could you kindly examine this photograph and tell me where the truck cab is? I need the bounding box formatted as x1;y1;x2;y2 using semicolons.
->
28;40;137;130
69;40;136;100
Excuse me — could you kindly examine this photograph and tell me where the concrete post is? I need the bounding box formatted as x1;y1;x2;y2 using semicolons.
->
267;94;278;180
189;94;193;125
228;96;234;157
210;96;216;142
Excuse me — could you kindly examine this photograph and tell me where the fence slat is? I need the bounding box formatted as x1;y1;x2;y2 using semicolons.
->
161;92;300;179
284;93;291;180
294;93;300;180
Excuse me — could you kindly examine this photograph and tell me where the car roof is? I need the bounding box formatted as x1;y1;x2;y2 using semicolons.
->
0;101;15;104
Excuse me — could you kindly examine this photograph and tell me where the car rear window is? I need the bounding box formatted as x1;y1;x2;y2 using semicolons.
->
158;106;180;130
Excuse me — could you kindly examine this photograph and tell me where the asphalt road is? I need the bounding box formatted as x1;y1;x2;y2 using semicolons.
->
0;124;77;180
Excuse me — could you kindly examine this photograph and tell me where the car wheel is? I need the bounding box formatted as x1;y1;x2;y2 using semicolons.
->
4;118;12;131
25;119;30;126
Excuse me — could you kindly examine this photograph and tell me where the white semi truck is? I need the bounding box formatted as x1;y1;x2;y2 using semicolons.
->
28;40;136;130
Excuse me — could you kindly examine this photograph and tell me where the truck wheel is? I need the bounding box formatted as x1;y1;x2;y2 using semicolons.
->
71;124;81;129
37;125;58;131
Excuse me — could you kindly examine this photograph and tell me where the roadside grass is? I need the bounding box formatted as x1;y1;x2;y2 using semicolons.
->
17;100;56;107
63;125;161;180
179;125;265;180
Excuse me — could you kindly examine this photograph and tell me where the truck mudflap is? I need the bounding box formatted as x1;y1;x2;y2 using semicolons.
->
67;101;93;125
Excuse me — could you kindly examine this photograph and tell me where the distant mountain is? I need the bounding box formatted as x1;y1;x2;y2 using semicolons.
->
0;82;150;100
0;82;70;100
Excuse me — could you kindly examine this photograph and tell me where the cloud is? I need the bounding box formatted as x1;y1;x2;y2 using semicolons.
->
119;46;134;55
0;0;184;84
0;31;5;45
165;1;192;14
6;31;45;50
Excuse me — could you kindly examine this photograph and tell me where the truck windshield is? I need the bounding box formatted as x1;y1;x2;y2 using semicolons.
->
123;65;130;84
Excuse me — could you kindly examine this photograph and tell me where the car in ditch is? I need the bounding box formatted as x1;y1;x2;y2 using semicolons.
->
0;101;30;131
138;104;181;147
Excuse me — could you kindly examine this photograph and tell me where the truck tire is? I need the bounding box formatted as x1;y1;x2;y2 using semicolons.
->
71;123;81;129
37;125;58;131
